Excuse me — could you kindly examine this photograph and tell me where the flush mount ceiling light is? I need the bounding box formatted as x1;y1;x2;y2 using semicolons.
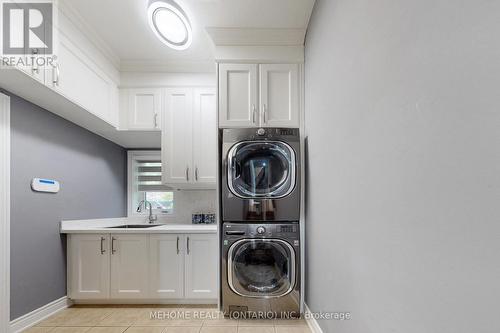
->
147;0;192;50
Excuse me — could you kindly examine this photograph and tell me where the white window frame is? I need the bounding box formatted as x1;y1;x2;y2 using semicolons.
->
127;150;174;217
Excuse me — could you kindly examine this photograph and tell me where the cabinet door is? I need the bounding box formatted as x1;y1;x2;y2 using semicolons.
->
149;235;184;299
17;49;46;84
193;88;217;187
13;0;47;85
127;88;162;130
260;64;300;127
162;88;193;185
69;234;110;300
50;36;113;124
185;234;218;299
110;234;149;299
219;64;258;128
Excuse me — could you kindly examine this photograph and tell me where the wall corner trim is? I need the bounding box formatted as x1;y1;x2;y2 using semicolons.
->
10;296;73;333
304;304;324;333
0;93;10;333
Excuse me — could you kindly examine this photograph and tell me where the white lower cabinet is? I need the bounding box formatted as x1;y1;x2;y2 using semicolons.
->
110;234;149;299
149;234;184;299
68;233;218;302
68;234;110;300
185;234;218;299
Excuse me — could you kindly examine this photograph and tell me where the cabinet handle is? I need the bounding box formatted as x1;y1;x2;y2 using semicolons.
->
186;166;189;181
252;104;257;124
100;237;106;254
195;166;199;181
154;113;158;128
31;49;39;74
52;63;60;86
176;236;180;254
262;104;267;124
186;237;190;255
111;237;117;254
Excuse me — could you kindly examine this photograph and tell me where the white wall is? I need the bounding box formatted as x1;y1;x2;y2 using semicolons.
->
304;1;500;332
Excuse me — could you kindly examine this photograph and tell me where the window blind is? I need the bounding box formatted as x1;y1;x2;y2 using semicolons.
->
135;160;169;192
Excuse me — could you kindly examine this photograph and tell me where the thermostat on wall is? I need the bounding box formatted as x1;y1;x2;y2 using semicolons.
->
31;178;60;193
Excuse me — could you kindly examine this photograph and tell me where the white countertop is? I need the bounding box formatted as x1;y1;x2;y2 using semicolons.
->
60;217;217;234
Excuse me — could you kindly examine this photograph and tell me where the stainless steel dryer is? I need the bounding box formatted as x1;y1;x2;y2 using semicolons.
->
222;222;301;318
221;128;301;222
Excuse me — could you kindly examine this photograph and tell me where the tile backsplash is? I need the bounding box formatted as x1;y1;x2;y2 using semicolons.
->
168;190;216;224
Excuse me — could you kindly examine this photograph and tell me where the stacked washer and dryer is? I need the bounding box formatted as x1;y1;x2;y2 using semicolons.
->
220;127;302;318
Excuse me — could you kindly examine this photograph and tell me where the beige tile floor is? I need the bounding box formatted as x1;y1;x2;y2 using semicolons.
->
24;306;312;333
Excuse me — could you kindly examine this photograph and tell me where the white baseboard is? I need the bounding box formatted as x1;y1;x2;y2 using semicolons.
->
10;296;73;333
73;299;217;305
304;304;324;333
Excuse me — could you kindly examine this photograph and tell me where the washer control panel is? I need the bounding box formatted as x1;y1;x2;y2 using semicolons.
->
224;223;299;238
277;225;297;233
256;128;266;136
223;223;300;248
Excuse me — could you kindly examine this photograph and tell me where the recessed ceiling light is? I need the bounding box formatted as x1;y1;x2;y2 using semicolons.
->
147;0;192;50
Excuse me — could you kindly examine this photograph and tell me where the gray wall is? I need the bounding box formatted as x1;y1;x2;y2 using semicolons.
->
304;1;500;332
6;91;127;320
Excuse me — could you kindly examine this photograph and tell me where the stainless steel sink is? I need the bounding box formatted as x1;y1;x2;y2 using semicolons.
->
107;224;163;229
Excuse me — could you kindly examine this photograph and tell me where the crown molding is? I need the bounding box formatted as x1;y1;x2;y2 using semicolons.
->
206;27;307;46
213;45;304;63
58;0;121;70
120;59;216;73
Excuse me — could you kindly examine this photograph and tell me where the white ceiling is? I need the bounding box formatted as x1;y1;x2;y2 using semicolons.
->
65;0;315;69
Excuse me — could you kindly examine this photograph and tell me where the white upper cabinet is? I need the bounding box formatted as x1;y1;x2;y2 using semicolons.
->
49;34;118;127
123;88;162;130
219;64;258;127
162;88;193;185
11;0;49;85
193;88;217;185
260;64;299;127
17;49;47;84
162;87;216;189
68;234;110;300
218;63;300;128
110;234;149;299
185;234;218;299
149;235;184;299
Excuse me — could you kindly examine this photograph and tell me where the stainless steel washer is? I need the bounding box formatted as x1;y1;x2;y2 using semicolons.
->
221;128;301;222
221;222;301;318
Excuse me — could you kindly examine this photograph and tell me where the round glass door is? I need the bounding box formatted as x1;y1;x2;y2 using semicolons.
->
227;141;296;198
228;239;296;298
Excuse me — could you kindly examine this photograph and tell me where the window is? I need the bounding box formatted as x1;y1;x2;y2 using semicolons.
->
128;151;174;216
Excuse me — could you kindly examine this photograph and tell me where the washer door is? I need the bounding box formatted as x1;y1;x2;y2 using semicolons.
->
228;239;296;298
227;141;296;199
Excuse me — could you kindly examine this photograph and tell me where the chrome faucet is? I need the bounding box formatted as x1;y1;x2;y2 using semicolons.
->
136;200;158;224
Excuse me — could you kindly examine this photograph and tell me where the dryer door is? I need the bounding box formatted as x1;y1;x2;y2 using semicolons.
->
228;239;296;298
227;141;296;199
